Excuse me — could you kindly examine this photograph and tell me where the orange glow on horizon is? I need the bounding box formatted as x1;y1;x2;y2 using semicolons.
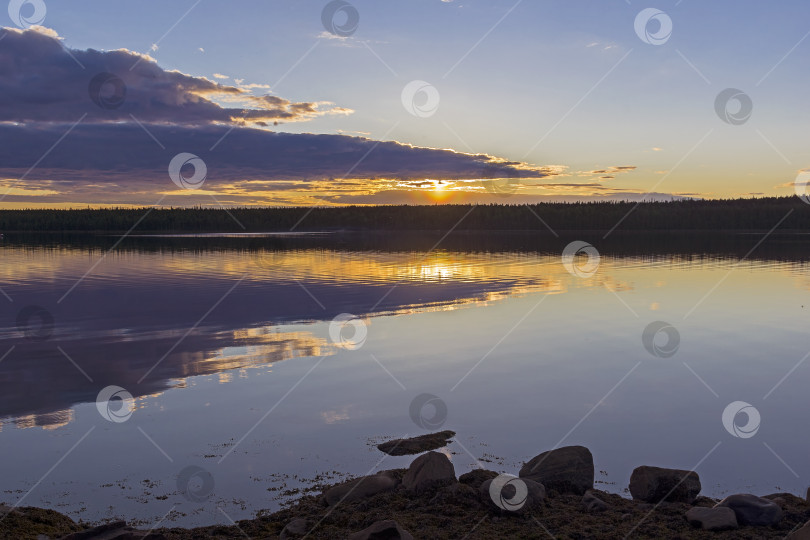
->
425;180;456;203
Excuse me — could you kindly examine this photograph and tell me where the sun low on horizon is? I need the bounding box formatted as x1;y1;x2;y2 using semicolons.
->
5;2;810;538
1;2;809;209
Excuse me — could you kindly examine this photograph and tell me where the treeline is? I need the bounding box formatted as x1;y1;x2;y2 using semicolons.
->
2;197;809;233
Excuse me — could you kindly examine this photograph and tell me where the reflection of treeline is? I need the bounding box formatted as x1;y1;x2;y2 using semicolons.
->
7;230;810;263
2;197;810;233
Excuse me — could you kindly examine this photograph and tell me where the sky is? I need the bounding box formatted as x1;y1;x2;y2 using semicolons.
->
1;0;809;208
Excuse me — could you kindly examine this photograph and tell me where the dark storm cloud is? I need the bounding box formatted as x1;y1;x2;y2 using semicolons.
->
0;123;554;184
0;27;348;125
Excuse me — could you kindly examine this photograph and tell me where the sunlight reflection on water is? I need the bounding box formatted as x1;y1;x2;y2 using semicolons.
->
1;233;809;527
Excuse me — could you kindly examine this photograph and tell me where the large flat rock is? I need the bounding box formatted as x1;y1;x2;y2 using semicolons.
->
376;431;456;456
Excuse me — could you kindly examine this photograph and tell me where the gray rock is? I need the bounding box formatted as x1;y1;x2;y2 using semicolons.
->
402;451;456;494
348;520;414;540
686;507;738;531
377;431;456;456
280;518;309;539
459;468;498;489
518;446;594;495
480;476;545;514
629;466;701;503
582;490;608;512
715;494;783;526
323;471;399;506
787;520;810;540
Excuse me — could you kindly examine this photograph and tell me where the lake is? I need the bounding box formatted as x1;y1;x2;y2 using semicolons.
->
1;231;809;528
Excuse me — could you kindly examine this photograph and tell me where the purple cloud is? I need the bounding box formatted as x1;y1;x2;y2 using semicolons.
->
0;27;349;125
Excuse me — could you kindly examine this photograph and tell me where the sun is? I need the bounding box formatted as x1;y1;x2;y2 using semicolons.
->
427;180;453;202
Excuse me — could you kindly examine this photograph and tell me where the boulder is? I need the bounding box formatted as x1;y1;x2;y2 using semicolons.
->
480;475;545;514
629;466;701;503
787;520;810;540
280;518;310;539
402;451;456;494
715;494;783;526
582;490;608;512
685;507;738;531
377;431;456;456
459;469;499;489
764;492;803;507
323;471;399;506
518;446;594;495
348;520;414;540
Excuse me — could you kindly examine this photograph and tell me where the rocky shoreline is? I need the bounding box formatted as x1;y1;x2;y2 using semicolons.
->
3;440;810;539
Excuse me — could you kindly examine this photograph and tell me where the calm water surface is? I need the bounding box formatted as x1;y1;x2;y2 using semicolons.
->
1;232;809;527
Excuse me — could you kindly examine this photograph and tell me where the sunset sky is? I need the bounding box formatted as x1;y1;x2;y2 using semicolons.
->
1;0;809;208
